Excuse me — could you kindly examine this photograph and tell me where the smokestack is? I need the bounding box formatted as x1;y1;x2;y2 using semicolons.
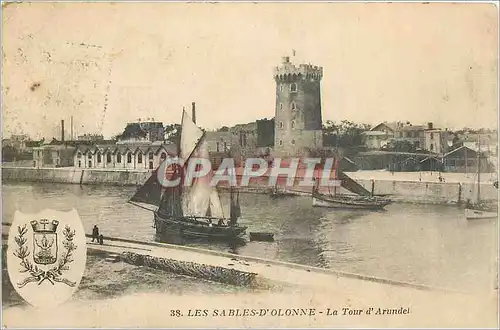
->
70;116;74;141
61;120;65;142
191;102;196;124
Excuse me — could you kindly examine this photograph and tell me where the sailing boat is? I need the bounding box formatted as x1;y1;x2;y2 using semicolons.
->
312;159;392;210
270;182;296;199
465;135;497;220
129;109;247;240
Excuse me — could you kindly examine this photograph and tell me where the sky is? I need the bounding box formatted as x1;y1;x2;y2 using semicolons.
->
2;2;498;140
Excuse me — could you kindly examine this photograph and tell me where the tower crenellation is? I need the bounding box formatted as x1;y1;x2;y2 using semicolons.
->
273;55;324;156
274;57;323;82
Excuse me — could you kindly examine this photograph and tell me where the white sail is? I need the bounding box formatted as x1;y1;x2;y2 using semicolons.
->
180;110;204;161
180;110;225;218
208;188;225;218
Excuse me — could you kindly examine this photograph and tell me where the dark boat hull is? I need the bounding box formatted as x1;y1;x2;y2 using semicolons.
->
154;212;247;240
270;192;296;199
312;193;392;210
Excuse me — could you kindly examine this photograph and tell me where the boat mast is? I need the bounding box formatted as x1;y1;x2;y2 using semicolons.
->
476;134;481;205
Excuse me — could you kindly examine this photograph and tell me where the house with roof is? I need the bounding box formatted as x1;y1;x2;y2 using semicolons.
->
393;124;427;150
442;145;493;173
33;145;76;168
369;122;398;135
73;142;176;170
363;131;392;150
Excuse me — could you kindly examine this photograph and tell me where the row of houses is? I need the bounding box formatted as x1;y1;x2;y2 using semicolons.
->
363;122;450;153
33;142;177;170
364;121;498;157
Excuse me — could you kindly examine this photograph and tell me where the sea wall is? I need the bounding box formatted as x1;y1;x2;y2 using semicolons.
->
354;179;497;204
2;166;498;204
1;167;150;186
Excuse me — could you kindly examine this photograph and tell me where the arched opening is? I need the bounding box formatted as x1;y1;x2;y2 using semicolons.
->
137;152;143;164
127;153;132;163
290;83;297;92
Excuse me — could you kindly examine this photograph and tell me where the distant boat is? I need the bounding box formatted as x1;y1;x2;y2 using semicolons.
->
270;184;296;199
465;207;497;220
129;108;247;241
311;162;392;210
465;134;498;221
312;192;392;210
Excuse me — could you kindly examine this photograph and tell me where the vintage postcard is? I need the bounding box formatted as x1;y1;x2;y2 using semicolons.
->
1;1;498;328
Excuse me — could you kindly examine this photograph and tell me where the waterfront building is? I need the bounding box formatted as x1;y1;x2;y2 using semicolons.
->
33;145;76;168
74;142;176;170
205;118;274;166
273;56;323;156
442;145;492;173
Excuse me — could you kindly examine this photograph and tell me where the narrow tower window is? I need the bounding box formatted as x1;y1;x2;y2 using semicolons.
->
279;84;283;92
279;103;283;111
279;121;284;129
291;102;296;110
291;121;295;129
290;83;297;93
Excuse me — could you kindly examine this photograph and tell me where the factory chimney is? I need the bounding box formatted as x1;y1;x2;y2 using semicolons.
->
191;102;196;124
70;116;74;140
61;120;65;142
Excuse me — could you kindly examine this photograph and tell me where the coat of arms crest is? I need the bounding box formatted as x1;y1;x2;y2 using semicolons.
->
7;209;87;307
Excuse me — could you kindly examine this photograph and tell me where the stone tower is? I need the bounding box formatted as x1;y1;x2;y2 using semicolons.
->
274;56;323;156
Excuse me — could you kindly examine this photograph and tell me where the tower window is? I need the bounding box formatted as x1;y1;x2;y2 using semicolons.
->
290;83;297;93
279;140;283;146
279;103;283;111
279;121;284;129
291;140;295;145
279;84;283;92
291;121;295;129
291;102;296;110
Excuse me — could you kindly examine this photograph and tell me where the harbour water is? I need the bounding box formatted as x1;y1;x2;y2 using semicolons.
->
2;182;497;293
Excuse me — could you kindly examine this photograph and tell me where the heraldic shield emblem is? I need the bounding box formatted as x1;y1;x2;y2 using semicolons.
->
6;208;87;308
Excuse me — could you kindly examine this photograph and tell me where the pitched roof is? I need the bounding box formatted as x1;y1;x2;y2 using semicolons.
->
370;122;398;132
443;145;478;158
